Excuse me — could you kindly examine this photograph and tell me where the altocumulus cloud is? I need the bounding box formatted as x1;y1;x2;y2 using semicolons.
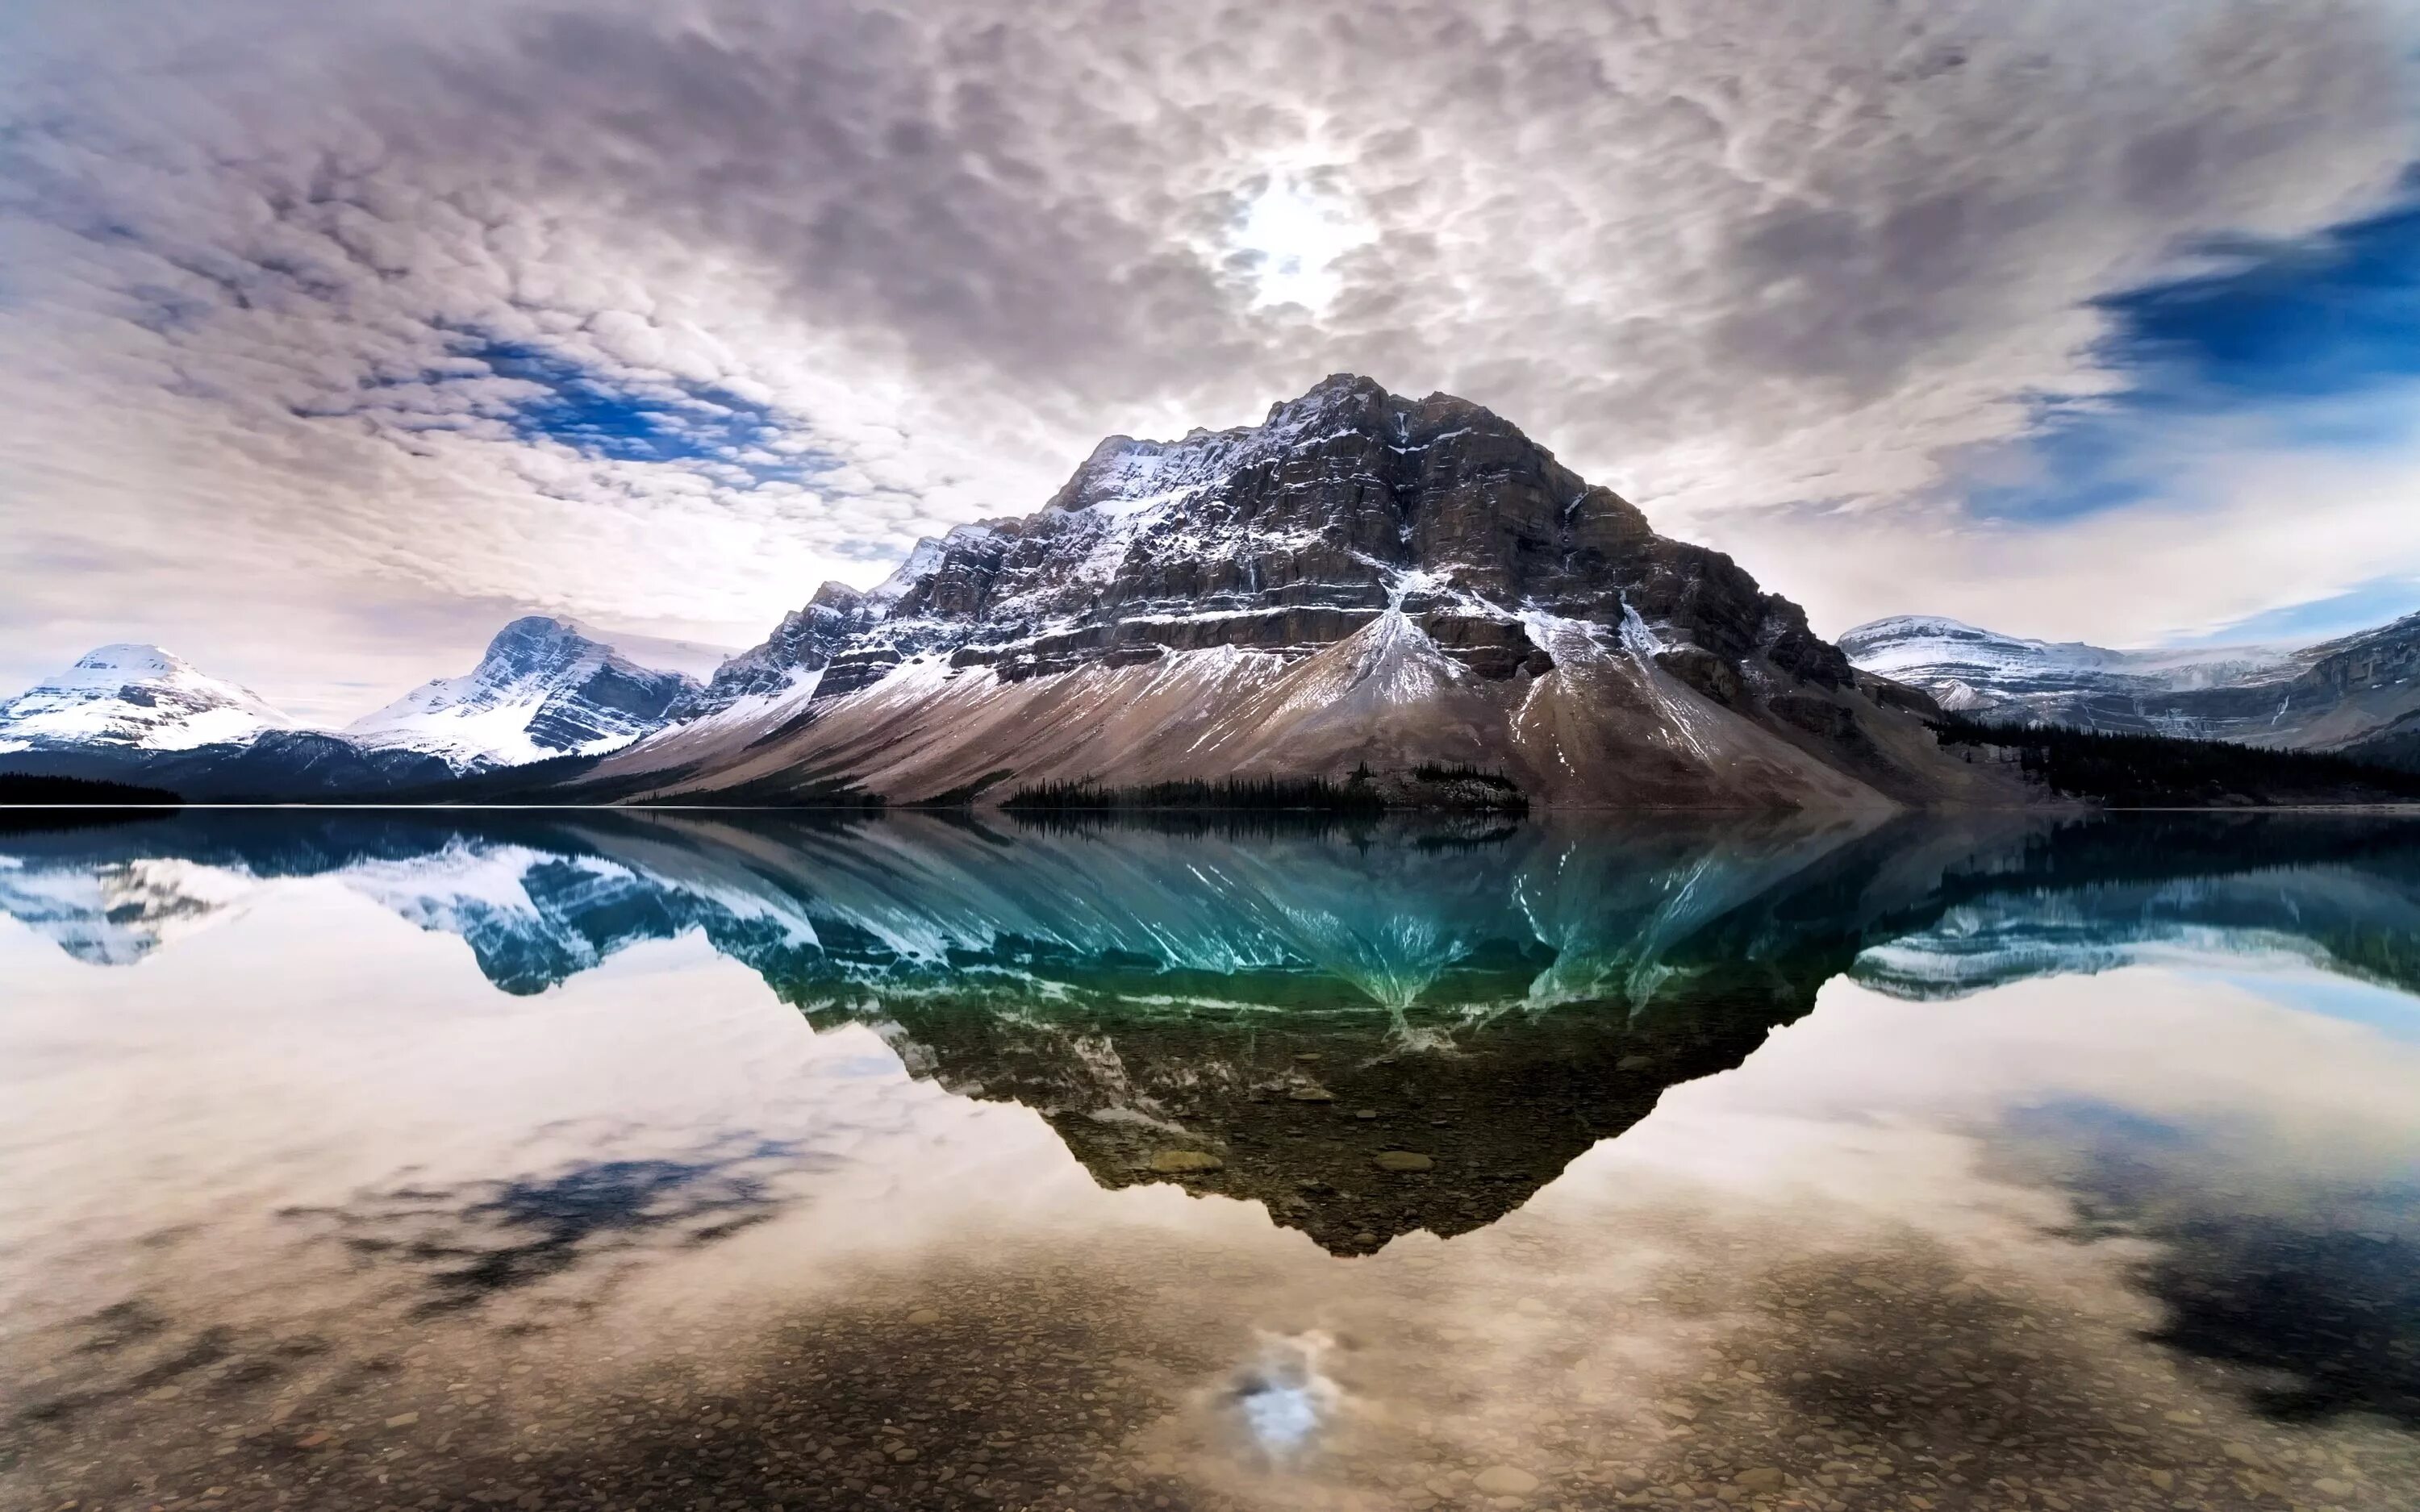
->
0;0;2414;716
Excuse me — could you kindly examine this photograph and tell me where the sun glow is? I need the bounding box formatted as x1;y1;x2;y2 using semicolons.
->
1226;170;1371;314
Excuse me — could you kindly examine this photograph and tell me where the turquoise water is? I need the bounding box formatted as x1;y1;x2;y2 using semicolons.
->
2;810;2416;1510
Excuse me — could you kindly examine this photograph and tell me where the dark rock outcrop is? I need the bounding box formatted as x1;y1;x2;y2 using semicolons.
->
679;584;878;715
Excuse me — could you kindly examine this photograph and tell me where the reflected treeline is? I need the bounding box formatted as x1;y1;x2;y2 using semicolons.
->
4;809;2418;1252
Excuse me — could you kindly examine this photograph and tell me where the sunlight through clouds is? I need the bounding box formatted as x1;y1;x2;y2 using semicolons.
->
1227;171;1374;313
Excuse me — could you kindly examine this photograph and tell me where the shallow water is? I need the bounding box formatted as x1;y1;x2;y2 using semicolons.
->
2;808;2417;1512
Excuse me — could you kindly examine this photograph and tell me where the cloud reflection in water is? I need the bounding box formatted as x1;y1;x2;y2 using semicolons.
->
1227;1331;1341;1458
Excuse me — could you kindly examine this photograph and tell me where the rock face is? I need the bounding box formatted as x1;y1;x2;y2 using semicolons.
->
586;376;2008;809
675;584;876;719
348;616;699;771
1842;612;2420;758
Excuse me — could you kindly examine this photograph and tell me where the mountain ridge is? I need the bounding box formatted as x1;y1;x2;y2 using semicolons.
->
0;619;699;798
1841;611;2420;764
19;379;2416;806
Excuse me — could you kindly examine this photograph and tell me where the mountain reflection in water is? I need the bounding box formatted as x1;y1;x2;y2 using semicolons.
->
2;808;2417;1512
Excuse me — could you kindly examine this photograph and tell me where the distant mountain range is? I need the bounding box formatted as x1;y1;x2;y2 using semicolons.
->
1839;612;2420;768
0;617;696;798
6;375;2417;806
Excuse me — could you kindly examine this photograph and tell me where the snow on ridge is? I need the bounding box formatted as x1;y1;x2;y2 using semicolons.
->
866;527;999;614
1838;614;2301;705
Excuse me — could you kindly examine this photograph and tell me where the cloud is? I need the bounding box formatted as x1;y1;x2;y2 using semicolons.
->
0;0;2414;710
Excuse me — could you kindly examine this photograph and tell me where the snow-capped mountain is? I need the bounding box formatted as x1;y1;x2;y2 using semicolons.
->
0;644;295;755
0;620;701;798
1838;616;2292;710
579;374;2016;810
1840;611;2420;760
348;616;699;772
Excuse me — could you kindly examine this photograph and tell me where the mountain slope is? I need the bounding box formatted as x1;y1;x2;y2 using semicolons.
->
2347;707;2420;773
0;644;295;755
1841;612;2420;751
348;616;699;772
583;375;2013;810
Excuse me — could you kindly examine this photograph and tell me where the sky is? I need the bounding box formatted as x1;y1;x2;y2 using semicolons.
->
4;0;2420;721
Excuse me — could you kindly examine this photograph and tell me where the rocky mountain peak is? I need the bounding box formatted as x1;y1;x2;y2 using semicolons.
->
584;376;1995;810
680;581;885;719
820;369;1821;695
348;616;696;768
485;614;586;658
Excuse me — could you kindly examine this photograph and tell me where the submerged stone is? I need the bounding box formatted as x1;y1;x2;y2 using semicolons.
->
1473;1465;1540;1496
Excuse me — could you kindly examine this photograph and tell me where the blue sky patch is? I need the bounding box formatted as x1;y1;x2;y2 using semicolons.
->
2170;573;2420;648
1973;185;2420;519
2104;196;2420;409
1958;177;2420;640
307;328;846;488
474;341;770;464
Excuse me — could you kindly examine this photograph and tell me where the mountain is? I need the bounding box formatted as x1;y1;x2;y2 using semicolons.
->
1837;616;2294;715
1839;612;2420;761
348;616;700;772
0;644;295;755
0;619;699;799
656;583;878;727
0;645;449;798
578;375;2013;810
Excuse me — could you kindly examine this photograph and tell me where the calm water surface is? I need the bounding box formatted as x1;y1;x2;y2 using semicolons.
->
2;809;2417;1512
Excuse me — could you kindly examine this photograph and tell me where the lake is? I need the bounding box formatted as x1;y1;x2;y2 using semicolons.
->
2;808;2417;1512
